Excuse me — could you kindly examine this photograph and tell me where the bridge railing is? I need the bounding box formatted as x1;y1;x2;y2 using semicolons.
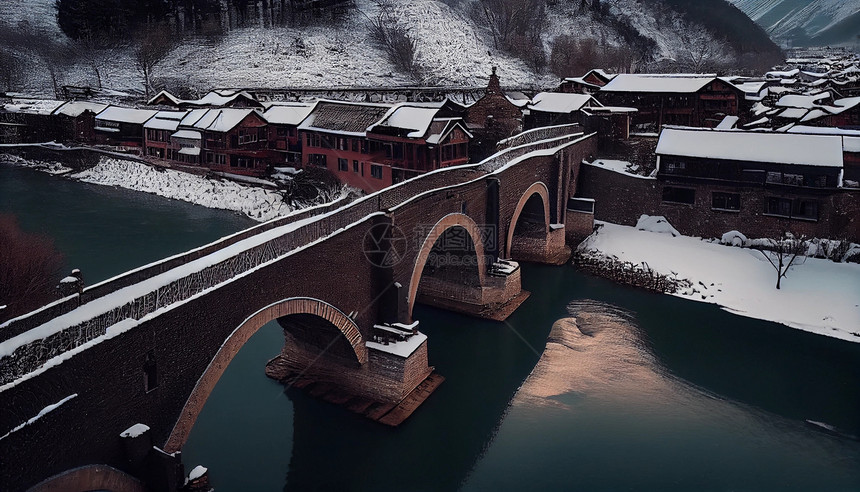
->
496;123;582;151
0;195;353;341
0;125;590;386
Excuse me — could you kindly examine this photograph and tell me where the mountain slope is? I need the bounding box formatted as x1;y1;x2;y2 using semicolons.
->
1;0;783;97
728;0;860;46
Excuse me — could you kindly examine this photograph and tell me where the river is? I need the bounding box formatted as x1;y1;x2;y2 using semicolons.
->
2;164;859;491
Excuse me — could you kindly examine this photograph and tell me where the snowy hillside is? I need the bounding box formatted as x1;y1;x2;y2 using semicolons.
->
1;0;774;97
728;0;860;46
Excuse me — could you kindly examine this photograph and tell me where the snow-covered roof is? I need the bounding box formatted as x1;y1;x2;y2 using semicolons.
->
179;108;209;128
262;103;315;126
144;110;188;131
53;101;109;118
369;105;439;138
714;115;739;130
172;129;202;140
599;74;716;94
728;80;768;95
148;89;261;108
95;106;158;125
528;92;602;114
425;118;473;145
766;68;800;79
776;92;830;109
656;127;843;168
192;108;259;133
298;100;392;136
776;107;809;120
505;92;531;108
2;98;66;115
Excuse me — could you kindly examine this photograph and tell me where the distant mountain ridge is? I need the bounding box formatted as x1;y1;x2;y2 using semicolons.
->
727;0;860;46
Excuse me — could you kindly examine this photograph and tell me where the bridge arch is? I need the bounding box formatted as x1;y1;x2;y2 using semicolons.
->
407;213;489;320
165;297;365;452
505;182;551;259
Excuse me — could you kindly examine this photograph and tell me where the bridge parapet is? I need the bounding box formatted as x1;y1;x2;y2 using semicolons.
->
496;123;583;151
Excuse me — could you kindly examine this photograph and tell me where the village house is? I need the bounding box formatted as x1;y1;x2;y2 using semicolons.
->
524;92;604;129
366;105;472;186
52;101;109;143
558;69;616;94
93;106;159;148
263;102;316;166
464;67;525;160
192;108;272;176
143;110;187;159
296;100;393;191
0;98;66;144
148;89;264;109
652;126;857;240
598;74;744;130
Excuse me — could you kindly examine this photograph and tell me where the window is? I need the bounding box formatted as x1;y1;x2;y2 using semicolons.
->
144;351;158;392
353;160;359;172
238;129;258;145
663;161;686;174
370;164;383;179
308;153;327;167
338;137;348;151
766;197;792;217
711;192;740;211
352;139;359;152
662;186;695;204
338;158;349;171
765;197;818;220
234;158;251;168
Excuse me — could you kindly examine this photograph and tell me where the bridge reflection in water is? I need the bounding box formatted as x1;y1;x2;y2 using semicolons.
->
0;125;595;491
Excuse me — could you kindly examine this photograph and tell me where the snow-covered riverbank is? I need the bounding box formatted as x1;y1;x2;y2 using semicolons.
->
578;219;860;343
2;154;350;222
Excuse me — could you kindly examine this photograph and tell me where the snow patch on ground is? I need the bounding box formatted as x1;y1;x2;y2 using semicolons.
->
71;158;295;222
579;221;860;342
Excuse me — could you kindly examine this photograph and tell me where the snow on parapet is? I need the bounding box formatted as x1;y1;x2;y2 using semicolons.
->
188;465;208;481
0;394;77;441
656;127;844;168
366;331;427;358
120;423;150;438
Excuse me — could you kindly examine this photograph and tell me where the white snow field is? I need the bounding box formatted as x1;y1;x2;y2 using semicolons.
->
71;157;300;222
579;219;860;343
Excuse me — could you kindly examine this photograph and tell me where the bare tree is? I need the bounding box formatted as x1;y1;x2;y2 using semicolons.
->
679;28;728;73
0;214;64;323
134;24;177;99
755;231;807;290
367;1;419;78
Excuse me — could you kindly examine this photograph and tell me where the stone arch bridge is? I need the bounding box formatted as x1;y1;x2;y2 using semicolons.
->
0;124;596;491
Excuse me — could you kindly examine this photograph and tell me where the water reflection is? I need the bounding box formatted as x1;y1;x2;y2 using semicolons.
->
464;298;860;491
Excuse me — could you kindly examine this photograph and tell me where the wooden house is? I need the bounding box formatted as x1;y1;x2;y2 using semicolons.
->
366;105;472;187
297;100;393;192
558;69;616;94
263;103;315;166
524;92;603;129
192;108;272;176
94;106;159;148
0;99;66;144
598;74;744;130
148;89;264;109
655;127;845;223
143;110;187;159
52;101;109;143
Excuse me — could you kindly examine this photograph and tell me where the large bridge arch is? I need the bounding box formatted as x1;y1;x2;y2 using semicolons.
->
407;213;490;320
164;297;365;452
505;182;551;259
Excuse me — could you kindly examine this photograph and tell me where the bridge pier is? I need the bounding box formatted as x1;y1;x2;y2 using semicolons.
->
415;259;528;321
265;324;440;425
509;223;571;266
